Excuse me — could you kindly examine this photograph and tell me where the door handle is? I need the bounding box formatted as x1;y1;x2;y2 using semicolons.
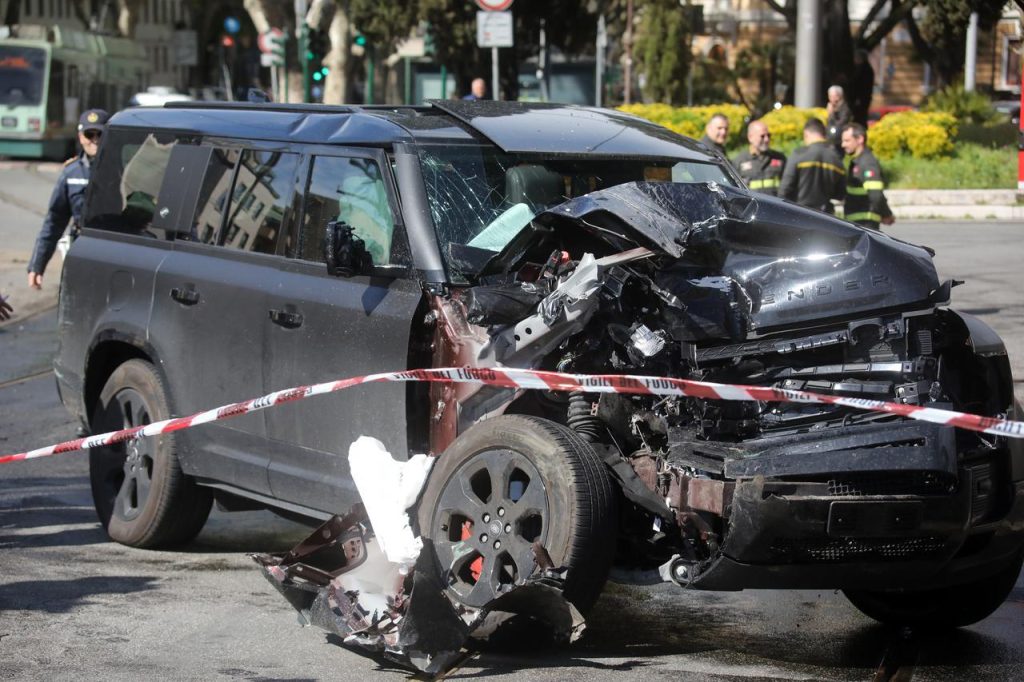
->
170;286;200;306
269;307;304;329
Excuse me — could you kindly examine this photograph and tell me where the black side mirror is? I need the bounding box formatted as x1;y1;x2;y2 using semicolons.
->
324;220;372;277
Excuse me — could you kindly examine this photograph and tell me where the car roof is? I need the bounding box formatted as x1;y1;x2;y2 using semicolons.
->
106;101;718;162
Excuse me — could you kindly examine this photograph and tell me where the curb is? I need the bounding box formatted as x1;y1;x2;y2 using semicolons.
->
891;205;1024;220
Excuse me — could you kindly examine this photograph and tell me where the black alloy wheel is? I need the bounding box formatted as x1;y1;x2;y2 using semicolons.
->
89;359;212;548
418;415;618;613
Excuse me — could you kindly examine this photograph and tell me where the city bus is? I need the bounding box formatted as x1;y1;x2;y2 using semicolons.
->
0;25;148;159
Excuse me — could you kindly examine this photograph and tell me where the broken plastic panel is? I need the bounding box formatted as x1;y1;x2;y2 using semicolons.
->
252;437;585;675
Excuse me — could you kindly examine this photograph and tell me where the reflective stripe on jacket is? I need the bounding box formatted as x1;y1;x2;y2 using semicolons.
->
732;148;786;196
844;149;892;229
778;140;845;212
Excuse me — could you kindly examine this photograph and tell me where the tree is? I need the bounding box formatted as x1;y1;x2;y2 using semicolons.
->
349;0;420;103
905;0;1006;88
115;0;145;37
762;0;920;102
635;0;691;104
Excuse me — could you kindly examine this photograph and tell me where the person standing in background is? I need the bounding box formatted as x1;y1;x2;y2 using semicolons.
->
27;109;110;289
826;85;852;151
732;120;786;196
699;113;730;159
463;78;488;101
841;122;894;230
779;118;845;213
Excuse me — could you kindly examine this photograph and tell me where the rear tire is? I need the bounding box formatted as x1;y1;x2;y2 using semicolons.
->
844;549;1023;628
89;359;212;548
417;415;617;613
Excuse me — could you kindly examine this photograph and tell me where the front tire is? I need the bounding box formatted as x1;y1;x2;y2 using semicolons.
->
417;415;617;613
844;549;1023;628
89;359;212;548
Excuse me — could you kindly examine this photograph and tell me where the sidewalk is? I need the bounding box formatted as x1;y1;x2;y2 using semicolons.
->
887;189;1024;220
0;163;61;325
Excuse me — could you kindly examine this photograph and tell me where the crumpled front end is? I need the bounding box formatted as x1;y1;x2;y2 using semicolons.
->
426;180;1024;592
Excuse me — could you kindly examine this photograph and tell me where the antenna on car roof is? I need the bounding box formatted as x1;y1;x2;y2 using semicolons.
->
247;88;273;103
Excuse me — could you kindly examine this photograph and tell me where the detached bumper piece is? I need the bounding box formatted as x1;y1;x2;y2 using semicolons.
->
252;507;584;675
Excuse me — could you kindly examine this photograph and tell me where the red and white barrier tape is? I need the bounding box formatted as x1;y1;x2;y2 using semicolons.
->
2;366;1023;465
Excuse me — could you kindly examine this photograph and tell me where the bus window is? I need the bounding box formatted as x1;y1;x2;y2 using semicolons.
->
0;46;46;106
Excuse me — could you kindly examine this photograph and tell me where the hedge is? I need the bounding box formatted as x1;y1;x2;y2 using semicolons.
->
617;103;749;148
868;111;958;160
618;103;958;160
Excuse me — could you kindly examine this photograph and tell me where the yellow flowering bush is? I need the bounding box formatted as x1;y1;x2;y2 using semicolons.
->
868;111;958;160
617;103;749;148
758;106;828;148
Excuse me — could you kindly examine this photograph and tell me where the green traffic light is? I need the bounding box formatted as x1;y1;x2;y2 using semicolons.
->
313;72;322;81
306;51;314;61
320;66;329;75
354;34;366;47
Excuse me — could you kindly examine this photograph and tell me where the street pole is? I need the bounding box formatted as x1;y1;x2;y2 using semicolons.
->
595;14;606;107
300;25;310;102
624;0;633;104
367;50;375;103
965;11;979;92
404;57;412;104
539;19;549;102
794;0;821;107
492;46;499;100
441;65;447;99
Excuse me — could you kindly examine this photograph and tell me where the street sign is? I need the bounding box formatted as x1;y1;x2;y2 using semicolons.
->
258;28;287;67
475;0;513;10
172;29;198;67
477;11;513;48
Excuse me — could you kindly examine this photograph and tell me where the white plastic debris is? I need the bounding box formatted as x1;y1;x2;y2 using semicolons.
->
348;436;434;570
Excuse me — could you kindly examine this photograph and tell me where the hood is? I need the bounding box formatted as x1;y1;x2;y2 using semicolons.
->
487;182;942;337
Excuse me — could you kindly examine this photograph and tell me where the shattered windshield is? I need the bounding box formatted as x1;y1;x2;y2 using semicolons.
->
416;143;735;274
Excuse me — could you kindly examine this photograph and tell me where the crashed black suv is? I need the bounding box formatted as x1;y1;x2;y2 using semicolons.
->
57;101;1024;632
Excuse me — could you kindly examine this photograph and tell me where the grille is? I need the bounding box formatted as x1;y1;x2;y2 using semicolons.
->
770;536;947;563
825;472;956;497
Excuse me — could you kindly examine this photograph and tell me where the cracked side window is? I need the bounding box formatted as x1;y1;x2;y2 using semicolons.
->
299;156;396;266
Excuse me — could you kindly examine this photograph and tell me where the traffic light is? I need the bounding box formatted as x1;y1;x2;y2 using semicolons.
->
351;32;367;57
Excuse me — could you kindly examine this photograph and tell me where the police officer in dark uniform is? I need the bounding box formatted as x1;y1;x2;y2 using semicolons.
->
732;119;786;196
779;118;846;213
27;108;109;289
841;122;894;230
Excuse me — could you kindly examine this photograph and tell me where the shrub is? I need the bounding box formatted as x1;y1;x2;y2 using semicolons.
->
868;111;957;159
758;106;828;150
905;123;954;158
923;84;1000;125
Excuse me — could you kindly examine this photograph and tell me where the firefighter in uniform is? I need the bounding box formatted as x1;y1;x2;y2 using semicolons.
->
779;118;845;213
841;122;894;230
732;119;786;196
27;109;110;289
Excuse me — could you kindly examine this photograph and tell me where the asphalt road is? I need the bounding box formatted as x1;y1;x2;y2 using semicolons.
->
1;220;1023;681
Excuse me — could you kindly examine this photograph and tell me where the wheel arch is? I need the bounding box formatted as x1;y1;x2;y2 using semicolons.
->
939;309;1015;414
84;331;166;423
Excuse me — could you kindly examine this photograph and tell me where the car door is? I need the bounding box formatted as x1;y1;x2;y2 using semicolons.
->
149;142;302;496
264;148;424;513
